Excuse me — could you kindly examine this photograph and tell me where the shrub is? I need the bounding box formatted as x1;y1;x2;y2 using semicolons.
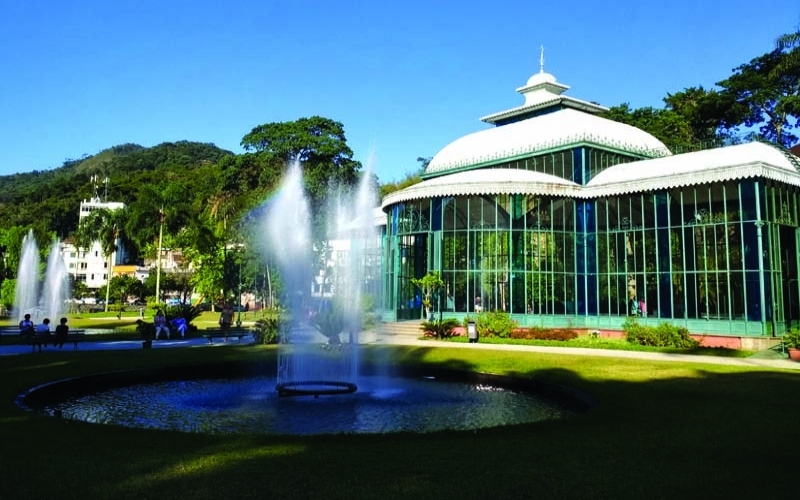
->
623;317;699;348
420;318;461;339
782;328;800;349
360;294;381;330
135;319;155;340
253;309;283;344
165;304;202;325
312;308;347;344
474;311;516;338
511;327;578;341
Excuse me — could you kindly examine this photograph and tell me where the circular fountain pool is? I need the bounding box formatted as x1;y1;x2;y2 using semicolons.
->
18;364;590;435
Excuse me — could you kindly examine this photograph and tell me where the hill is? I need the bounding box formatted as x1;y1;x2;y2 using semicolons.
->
0;141;233;238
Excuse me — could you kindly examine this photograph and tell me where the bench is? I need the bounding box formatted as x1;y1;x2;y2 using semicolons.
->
0;328;23;337
23;330;86;352
203;327;252;344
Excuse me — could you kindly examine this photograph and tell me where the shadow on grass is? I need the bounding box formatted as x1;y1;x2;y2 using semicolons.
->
2;345;800;499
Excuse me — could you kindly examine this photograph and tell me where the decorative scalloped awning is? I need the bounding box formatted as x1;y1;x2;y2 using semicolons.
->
585;142;800;196
382;142;800;210
381;169;581;210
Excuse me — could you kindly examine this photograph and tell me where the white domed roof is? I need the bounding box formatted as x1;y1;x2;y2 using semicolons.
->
426;108;671;175
526;71;557;87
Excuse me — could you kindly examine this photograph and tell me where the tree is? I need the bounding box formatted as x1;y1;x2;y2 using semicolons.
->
126;181;195;304
240;116;362;210
380;158;426;197
71;280;89;301
663;86;736;145
0;225;36;278
411;272;445;318
74;207;128;312
0;278;15;311
602;104;696;153
717;47;800;146
108;274;143;311
775;29;800;77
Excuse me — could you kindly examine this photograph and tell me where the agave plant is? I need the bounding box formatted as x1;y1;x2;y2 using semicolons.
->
165;304;202;324
312;308;345;345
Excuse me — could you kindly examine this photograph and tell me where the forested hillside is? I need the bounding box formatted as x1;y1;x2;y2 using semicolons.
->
0;116;366;309
0;141;233;238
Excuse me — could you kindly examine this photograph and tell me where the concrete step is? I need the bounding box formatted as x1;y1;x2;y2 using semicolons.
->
376;321;424;337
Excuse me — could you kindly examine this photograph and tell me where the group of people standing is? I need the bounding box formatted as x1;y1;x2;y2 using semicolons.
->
18;313;70;352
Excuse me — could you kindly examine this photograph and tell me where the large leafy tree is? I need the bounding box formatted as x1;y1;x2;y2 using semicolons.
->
74;207;128;312
663;86;738;145
716;46;800;146
240;116;361;210
108;274;144;306
601;104;696;153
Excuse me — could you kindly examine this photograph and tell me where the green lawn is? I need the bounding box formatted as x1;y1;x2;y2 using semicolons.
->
1;344;799;499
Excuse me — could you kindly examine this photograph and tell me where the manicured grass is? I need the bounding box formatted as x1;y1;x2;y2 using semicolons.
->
1;344;799;499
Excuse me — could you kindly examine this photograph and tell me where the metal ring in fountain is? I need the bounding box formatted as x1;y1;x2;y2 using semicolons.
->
276;381;358;398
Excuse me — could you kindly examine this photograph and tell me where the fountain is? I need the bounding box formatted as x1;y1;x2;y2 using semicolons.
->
14;230;70;325
16;163;590;435
260;161;377;397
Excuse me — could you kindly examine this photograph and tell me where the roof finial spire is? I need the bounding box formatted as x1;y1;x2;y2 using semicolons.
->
539;45;545;73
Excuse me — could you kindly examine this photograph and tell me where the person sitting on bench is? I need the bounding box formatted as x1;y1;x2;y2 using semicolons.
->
170;317;187;339
54;317;69;349
19;313;34;337
154;310;169;340
34;318;51;352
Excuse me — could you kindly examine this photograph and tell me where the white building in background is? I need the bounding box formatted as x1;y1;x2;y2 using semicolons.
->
60;194;127;290
311;207;385;299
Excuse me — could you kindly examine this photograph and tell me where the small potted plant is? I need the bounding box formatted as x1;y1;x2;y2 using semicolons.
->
783;328;800;361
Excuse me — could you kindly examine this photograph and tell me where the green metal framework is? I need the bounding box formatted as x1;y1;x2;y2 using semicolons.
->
383;146;800;336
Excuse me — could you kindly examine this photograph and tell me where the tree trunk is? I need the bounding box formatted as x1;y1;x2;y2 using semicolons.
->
104;254;113;313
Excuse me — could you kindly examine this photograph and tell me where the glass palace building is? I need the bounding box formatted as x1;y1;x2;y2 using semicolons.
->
380;67;800;338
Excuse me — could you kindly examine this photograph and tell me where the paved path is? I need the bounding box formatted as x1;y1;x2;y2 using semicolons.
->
0;335;253;356
2;329;800;371
365;330;800;371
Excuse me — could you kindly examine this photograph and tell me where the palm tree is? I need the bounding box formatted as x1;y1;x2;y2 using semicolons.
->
774;29;800;86
126;183;193;304
75;208;128;312
777;30;799;57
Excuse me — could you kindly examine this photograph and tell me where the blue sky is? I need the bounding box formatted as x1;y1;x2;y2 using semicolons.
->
0;0;798;183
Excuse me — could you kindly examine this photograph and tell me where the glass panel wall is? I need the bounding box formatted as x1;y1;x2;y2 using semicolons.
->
485;146;640;184
591;180;792;321
436;194;576;315
385;176;800;326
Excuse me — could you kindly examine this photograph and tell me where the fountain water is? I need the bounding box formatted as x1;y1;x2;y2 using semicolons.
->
14;230;70;325
19;165;585;434
15;230;40;323
41;239;70;322
259;161;378;396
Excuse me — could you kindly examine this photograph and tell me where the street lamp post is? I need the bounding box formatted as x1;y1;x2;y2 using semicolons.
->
236;259;242;327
